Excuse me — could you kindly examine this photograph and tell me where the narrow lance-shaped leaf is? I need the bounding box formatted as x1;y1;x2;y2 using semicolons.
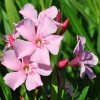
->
0;74;12;100
76;86;89;100
51;67;58;100
70;0;97;26
5;0;20;31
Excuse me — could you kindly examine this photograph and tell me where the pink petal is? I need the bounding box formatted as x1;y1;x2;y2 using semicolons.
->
37;16;57;37
1;50;22;71
13;39;36;59
73;40;84;56
36;63;52;76
80;62;86;78
3;43;10;52
25;73;43;91
83;51;98;66
19;3;37;23
30;48;50;65
85;66;96;79
4;71;26;90
16;19;35;41
77;35;86;46
45;35;63;55
38;6;57;23
55;21;62;28
14;32;20;39
22;55;31;65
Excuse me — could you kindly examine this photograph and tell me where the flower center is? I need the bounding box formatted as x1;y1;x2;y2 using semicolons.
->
35;38;42;46
23;65;29;73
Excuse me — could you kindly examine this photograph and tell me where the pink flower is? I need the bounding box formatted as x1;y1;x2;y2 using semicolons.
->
19;3;58;26
1;50;51;91
13;16;63;65
70;35;98;79
2;32;19;52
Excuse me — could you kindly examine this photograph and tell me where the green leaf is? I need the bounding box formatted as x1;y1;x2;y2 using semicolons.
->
70;0;97;26
0;74;12;100
51;67;58;100
5;0;20;31
45;0;53;8
15;0;23;9
72;85;78;100
1;9;11;34
85;0;96;16
76;86;89;100
39;0;45;10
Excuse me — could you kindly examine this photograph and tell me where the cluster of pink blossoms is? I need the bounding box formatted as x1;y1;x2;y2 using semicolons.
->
1;3;98;93
1;3;65;91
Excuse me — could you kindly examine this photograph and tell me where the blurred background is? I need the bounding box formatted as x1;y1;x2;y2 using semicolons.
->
0;0;100;100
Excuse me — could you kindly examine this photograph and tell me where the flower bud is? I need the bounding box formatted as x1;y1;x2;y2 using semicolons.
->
59;18;69;35
9;34;15;47
56;9;61;23
57;59;69;68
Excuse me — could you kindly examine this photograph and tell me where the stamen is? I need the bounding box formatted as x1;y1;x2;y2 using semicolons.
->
23;65;29;73
35;38;42;46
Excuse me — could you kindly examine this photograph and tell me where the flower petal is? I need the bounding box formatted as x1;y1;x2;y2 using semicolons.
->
77;35;86;46
25;73;43;91
45;35;63;55
4;71;26;90
22;55;31;65
73;40;84;56
85;66;96;79
80;62;86;78
1;50;22;71
83;51;98;66
36;63;52;76
65;83;75;97
37;16;57;37
69;57;80;66
19;3;37;23
16;19;35;41
38;6;57;23
30;48;50;65
13;39;36;59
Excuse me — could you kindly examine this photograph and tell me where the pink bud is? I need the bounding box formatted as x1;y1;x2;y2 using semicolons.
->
56;9;61;23
59;18;69;35
57;59;69;68
8;34;14;47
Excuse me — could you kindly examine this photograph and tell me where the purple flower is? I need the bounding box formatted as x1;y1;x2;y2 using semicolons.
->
70;35;98;79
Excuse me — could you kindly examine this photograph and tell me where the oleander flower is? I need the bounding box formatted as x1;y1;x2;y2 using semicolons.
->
69;35;98;79
13;16;63;65
1;50;52;91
